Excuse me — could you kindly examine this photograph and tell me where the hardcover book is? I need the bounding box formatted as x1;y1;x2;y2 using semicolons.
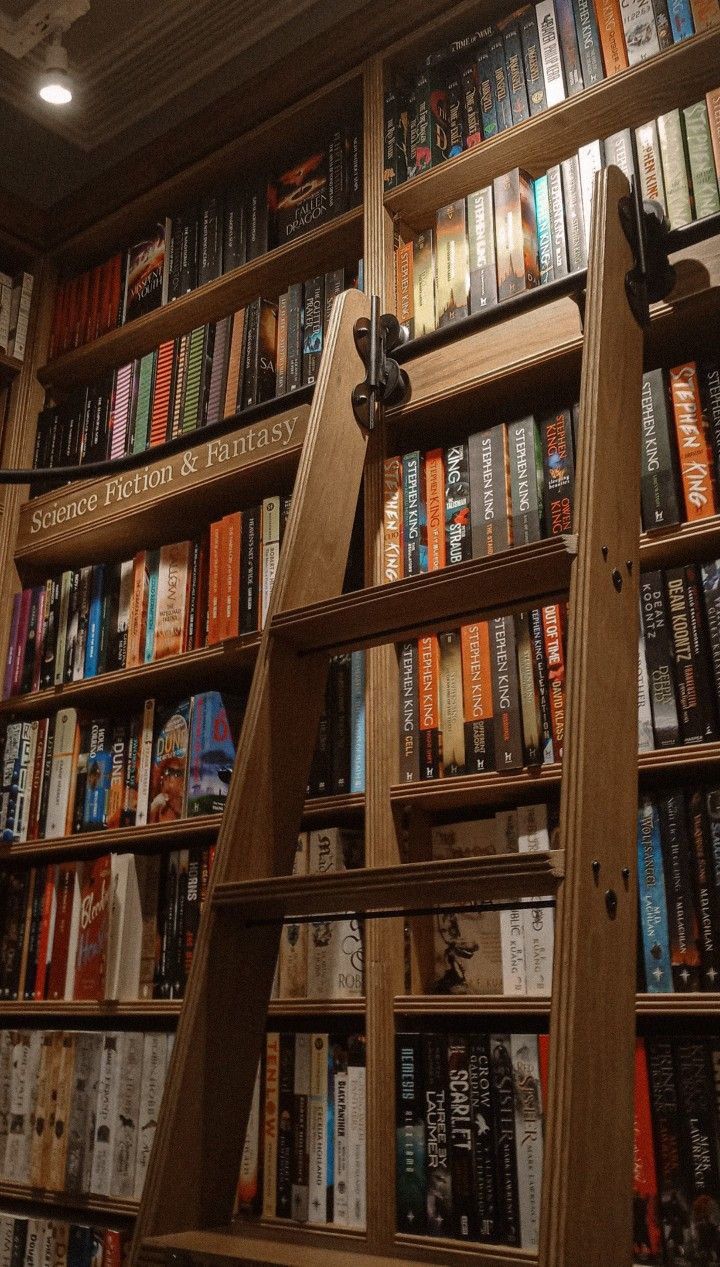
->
123;221;170;324
73;855;111;1000
185;691;237;816
148;701;190;824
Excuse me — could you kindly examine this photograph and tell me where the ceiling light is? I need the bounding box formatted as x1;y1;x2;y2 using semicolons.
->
38;35;73;105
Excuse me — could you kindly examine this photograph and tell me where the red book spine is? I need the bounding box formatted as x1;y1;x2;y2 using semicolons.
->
149;340;175;446
207;520;223;645
225;511;242;639
75;270;90;349
46;862;76;1000
633;1038;663;1261
11;588;31;697
62;275;78;356
542;603;566;761
33;864;56;1000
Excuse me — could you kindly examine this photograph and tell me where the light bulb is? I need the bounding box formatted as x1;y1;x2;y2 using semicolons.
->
38;36;73;105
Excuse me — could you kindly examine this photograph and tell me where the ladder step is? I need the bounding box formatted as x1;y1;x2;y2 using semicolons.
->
270;535;577;654
212;850;565;919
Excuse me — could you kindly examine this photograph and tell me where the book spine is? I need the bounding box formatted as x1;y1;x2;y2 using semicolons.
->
307;1032;329;1224
640;570;680;746
476;43;499;140
383;456;403;584
687;791;720;987
638;613;655;753
398;641;421;783
402;450;425;575
530;606;555;763
554;0;585;95
536;0;566;106
666;565;716;742
541;603;566;759
685;103;720;219
516;611;543;766
490;615;524;770
508;416;543;544
461;621;494;773
652;0;674;45
561;154;587;272
395;1032;427;1234
349;650;365;794
488;35;513;132
657;110;693;229
668;0;696;39
466;187;498;314
503;25;530;125
446;1035;476;1239
640;368;682;529
438;631;465;776
573;0;606;83
422;1031;453;1236
489;1034;521;1244
418;635;441;780
541;407;575;534
635;119;667;212
546;164;569;279
659;791;703;990
646;1038;694;1249
637;796;674;990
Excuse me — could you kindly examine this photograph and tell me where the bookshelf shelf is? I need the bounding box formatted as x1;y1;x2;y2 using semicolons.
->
383;29;720;229
14;399;310;578
394;1231;535;1266
0;350;22;382
0;997;365;1021
0;633;261;717
390;766;562;813
640;514;720;570
38;209;364;393
635;993;720;1016
0;1182;139;1219
396;994;720;1017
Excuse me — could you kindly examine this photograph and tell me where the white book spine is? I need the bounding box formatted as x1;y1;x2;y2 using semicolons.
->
577;140;603;255
0;279;11;353
0;1216;15;1267
5;1030;42;1184
260;496;281;627
45;710;77;839
308;829;363;999
17;720;38;842
346;1058;366;1230
496;811;527;994
0;1031;14;1179
110;1031;144;1199
90;1032;120;1195
635;120;667;214
133;1032;167;1199
307;1033;328;1224
619;0;660;64
64;1031;102;1194
10;273;33;362
516;804;554;996
22;1217;44;1267
535;0;566;107
236;1061;261;1214
510;1033;544;1249
63;872;82;1001
135;699;155;827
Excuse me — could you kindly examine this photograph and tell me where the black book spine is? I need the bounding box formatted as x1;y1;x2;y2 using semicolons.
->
490;615;524;771
39;577;60;690
198;321;216;426
476;43;498;140
307;676;331;796
23;862;45;999
651;0;674;47
179;209;199;293
674;1041;720;1210
444;443;472;564
640;570;680;748
73;724;89;834
186;538;202;650
240;298;260;410
98;562;120;676
63;569;80;684
658;791;703;991
468;1033;499;1242
541;408;575;536
640;368;682;530
488;35;513;132
323;268;345;334
384;87;399;191
221;183;246;273
446;67;464;157
519;9;547;115
329;652;351;795
684;562;719;739
447;1035;477;1240
701;559;720;717
422;1030;453;1236
395;1031;427;1233
173;854;189;997
286;281;304;393
20;588;40;695
666;566;717;743
158;854;178;1000
398;640;420;784
646;1038;694;1256
687;791;720;989
10;1215;27;1267
277;1031;295;1217
503;25;530;125
489;1034;520;1245
167;214;183;300
530;606;554;764
554;0;584;94
37;727;54;837
198;194;222;287
571;0;605;86
460;61;482;146
302;276;324;386
239;504;260;635
257;299;278;405
246;182;270;260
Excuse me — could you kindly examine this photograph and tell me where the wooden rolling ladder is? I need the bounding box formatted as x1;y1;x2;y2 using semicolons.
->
131;166;645;1267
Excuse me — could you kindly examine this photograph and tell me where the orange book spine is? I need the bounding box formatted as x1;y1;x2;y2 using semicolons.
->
690;0;720;29
207;520;224;645
669;361;717;521
33;864;57;1000
383;456;403;584
460;621;494;773
425;448;446;572
395;239;414;328
127;551;148;668
418;633;441;779
225;511;242;639
223;308;246;418
542;603;566;761
595;0;628;75
149;339;175;446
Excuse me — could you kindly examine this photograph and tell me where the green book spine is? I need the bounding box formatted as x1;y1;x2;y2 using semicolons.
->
683;101;720;219
133;351;156;454
657;110;692;230
182;326;206;433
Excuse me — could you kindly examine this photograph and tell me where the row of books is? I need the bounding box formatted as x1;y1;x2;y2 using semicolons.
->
0;1028;171;1201
3;502;290;699
426;803;554;996
395;85;720;337
383;1;720;190
0;1218;127;1267
0;692;238;844
397;607;567;782
642;361;720;529
0;270;33;362
35;263;361;481
639;561;720;751
637;786;720;994
275;829;364;1001
239;1031;366;1228
395;1030;544;1246
383;414;575;584
0;845;214;1004
47;126;362;358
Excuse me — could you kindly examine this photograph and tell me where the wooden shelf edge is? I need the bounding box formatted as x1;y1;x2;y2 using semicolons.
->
39;210;363;392
390;765;563;809
383;28;720;226
0;350;23;379
635;992;720;1015
395;995;551;1015
0;997;365;1021
0;1182;138;1218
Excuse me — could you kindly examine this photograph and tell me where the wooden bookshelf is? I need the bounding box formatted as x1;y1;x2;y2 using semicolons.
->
0;998;365;1022
0;350;23;382
0;1183;138;1220
384;29;720;228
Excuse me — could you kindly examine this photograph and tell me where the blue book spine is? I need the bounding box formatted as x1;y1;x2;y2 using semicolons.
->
350;651;366;794
668;0;695;40
84;564;105;679
143;549;161;664
83;721;113;828
534;175;554;286
326;1045;335;1220
637;798;674;992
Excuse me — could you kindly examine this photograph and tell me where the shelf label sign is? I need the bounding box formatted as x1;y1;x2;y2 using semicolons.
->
20;407;309;547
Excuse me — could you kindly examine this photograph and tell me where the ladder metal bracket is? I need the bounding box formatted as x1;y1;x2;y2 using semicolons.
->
619;180;676;327
352;293;410;431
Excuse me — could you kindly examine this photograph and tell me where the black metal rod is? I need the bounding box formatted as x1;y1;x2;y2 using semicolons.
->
0;384;313;487
240;897;557;928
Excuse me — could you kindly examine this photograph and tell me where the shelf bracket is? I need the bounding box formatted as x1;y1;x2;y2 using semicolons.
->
619;176;676;327
352;293;410;430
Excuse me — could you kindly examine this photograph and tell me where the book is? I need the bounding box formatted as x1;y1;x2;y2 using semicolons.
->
467;187;498;312
535;0;566;106
669;361;717;520
395;1033;427;1234
148;701;190;824
123;222;170;323
620;0;661;60
185;691;236;816
494;168;540;300
435;200;469;326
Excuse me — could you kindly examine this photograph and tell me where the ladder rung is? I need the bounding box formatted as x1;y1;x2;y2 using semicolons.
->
212;850;565;919
270;535;577;654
